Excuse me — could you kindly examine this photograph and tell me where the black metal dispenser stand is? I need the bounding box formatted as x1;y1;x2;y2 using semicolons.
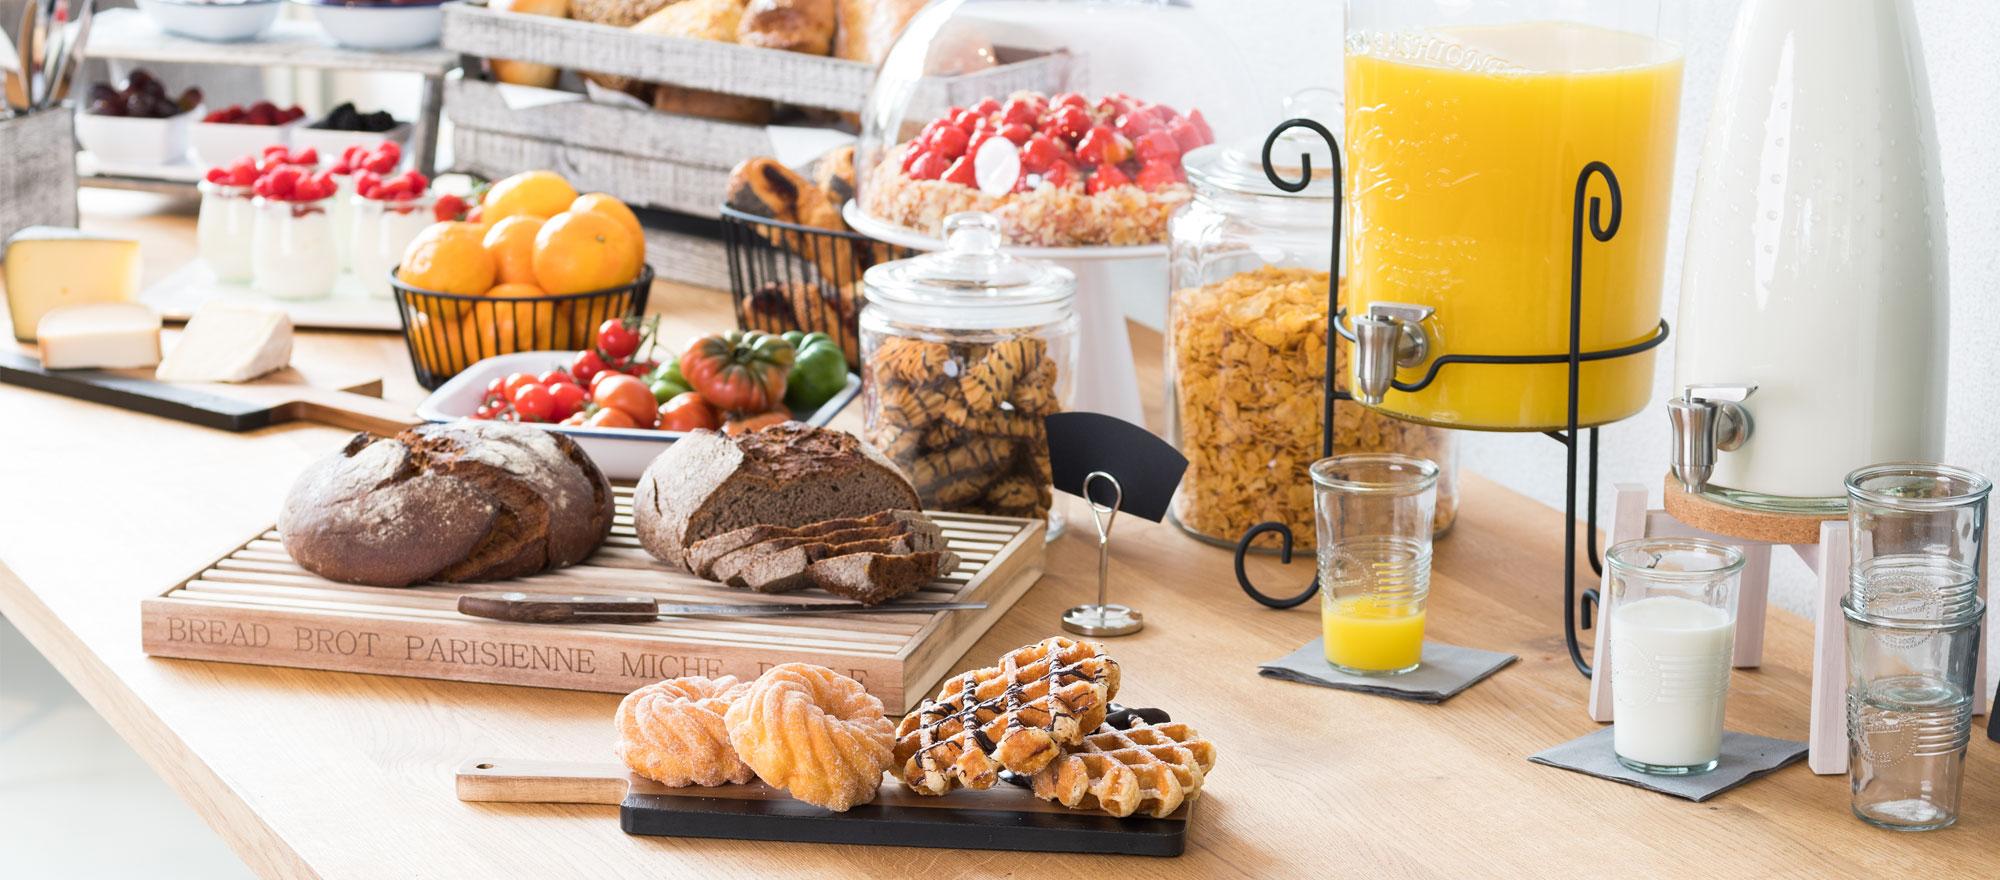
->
1231;119;1670;678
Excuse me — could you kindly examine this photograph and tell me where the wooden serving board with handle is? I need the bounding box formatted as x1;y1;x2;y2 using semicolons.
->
0;350;416;434
456;758;1189;856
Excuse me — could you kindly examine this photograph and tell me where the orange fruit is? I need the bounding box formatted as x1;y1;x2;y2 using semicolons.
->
482;170;578;225
398;222;496;297
481;215;545;286
465;301;520;358
532;209;643;295
571;192;646;269
487;281;556;350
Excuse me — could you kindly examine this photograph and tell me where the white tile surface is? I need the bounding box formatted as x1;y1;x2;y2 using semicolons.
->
0;615;254;880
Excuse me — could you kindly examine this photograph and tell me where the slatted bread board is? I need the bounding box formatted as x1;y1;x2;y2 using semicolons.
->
141;486;1046;712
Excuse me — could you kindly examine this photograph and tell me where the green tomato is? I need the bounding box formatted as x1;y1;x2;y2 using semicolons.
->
782;330;806;349
797;331;833;351
658;357;686;388
784;342;849;411
651;378;691;403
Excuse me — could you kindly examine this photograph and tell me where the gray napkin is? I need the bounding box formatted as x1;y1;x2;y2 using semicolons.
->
1257;638;1517;703
1529;727;1808;802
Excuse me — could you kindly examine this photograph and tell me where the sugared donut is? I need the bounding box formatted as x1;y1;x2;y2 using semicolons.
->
724;663;895;811
614;676;754;787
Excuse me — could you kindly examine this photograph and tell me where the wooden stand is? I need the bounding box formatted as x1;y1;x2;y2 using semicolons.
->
1587;482;1991;775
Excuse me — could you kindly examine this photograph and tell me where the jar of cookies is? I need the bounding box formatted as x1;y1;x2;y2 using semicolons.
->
859;212;1078;537
1166;96;1458;547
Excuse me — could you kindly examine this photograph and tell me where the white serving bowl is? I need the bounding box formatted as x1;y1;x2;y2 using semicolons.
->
75;104;203;166
190;116;304;167
290;120;413;160
135;0;283;42
292;0;445;51
416;351;863;481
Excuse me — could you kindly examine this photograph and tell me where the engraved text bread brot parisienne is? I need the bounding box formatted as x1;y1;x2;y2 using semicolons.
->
1169;266;1456;545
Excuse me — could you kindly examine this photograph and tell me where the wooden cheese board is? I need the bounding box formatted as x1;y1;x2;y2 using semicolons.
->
141;486;1047;712
455;758;1190;857
0;349;415;434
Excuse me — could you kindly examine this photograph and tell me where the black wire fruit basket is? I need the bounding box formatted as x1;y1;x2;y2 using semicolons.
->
719;205;913;368
390;265;655;390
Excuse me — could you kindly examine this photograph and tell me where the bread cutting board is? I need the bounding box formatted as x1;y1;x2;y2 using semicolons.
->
455;758;1189;857
140;486;1047;713
0;350;416;434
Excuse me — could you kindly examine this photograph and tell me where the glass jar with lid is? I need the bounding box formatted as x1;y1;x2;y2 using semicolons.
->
1166;93;1458;548
860;212;1078;537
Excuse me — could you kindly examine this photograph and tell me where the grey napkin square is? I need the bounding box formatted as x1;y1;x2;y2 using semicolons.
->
1257;638;1517;703
1529;726;1808;802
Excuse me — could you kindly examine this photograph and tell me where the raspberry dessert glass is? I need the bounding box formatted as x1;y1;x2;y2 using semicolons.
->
196;180;256;283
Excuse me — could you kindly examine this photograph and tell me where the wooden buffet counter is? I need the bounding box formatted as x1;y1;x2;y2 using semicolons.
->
0;193;1992;878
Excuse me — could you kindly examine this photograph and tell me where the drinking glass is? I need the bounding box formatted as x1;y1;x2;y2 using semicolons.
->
1313;453;1439;676
1606;538;1744;776
1844;593;1983;831
1847;463;1990;622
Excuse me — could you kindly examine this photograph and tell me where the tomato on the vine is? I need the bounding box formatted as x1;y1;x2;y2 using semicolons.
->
536;369;571;388
547;382;587;421
571;349;608;385
484;377;506;401
503;371;538;399
657;392;720;432
597;319;640;361
511;384;555;422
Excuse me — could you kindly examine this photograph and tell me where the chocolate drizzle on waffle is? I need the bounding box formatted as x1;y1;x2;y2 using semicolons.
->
892;637;1121;796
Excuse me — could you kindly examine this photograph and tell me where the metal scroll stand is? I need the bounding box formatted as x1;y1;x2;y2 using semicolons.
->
1062;471;1144;636
1230;118;1671;678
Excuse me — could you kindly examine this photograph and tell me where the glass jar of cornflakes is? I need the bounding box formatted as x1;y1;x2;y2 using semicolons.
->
859;211;1079;538
1166;95;1459;547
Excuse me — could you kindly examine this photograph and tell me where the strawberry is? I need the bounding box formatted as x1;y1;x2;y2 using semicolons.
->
997;122;1033;146
966;129;996;160
1095;95;1130;120
1074;125;1132;167
267;164;305;198
290;146;319;166
1049;105;1091;145
1052;92;1089;111
1148;104;1179;124
400;169;429;194
1116;111;1158;139
1086;163;1131;194
1135;159;1182;191
227;159;258;187
1000;95;1042;127
951;108;983;131
941;155;977;187
1019;134;1061;173
204;167;228;184
433;193;468;222
1134;130;1181;164
1043;161;1078;189
899;140;926;172
281;106;306;123
1166;119;1203;153
1187;108;1214;145
908;151;949;181
971;97;1001;116
928;124;969;160
245;105;277;125
918;118;951;143
354;170;382;199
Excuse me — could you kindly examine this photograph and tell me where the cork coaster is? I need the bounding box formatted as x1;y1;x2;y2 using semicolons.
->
1660;475;1840;545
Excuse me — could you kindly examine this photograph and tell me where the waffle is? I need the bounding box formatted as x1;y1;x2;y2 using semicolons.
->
894;637;1121;795
1030;721;1217;818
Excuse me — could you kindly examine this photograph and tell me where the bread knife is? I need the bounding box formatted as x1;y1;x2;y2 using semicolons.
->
457;591;987;624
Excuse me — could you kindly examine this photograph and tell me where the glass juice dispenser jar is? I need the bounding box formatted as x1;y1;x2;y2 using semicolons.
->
1343;0;1685;431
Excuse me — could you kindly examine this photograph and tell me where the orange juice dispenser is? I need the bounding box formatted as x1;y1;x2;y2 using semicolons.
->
1342;0;1684;430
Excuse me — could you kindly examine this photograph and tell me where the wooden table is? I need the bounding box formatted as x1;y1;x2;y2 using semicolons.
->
2;196;1995;878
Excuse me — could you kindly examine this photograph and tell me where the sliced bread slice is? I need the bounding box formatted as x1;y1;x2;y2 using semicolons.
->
806;550;962;605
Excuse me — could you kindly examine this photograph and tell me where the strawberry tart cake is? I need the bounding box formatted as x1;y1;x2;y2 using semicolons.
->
861;90;1215;248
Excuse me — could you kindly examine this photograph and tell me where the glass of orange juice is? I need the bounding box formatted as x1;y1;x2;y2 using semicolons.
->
1313;454;1439;675
1343;0;1685;431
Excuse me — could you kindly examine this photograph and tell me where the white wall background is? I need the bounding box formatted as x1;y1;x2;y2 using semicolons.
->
1193;0;2000;620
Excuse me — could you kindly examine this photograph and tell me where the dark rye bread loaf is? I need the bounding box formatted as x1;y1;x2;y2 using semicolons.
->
807;551;960;605
686;510;931;579
714;522;944;593
633;423;920;568
279;421;614;587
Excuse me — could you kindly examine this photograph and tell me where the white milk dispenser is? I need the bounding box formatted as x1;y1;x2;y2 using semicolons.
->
1669;0;1947;513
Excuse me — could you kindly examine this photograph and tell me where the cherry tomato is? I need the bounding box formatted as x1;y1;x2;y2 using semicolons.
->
537;369;571;388
656;392;720;432
547;382;587;421
571;349;607;385
592;373;659;428
503;371;538;399
597;319;640;361
627;359;658;377
473;404;495;419
484;377;506;402
511;384;555;422
586;407;639;429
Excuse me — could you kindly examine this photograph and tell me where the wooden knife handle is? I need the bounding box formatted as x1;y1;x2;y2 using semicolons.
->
455;759;631;806
456;591;658;623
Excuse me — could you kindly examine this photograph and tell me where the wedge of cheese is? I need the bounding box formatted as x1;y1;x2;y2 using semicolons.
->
36;303;163;369
4;227;144;342
155;302;293;383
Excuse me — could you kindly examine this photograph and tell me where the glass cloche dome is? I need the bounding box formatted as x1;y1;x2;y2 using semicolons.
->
846;0;1258;253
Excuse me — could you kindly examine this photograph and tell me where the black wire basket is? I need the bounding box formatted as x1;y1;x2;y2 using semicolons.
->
390;265;654;390
719;205;913;368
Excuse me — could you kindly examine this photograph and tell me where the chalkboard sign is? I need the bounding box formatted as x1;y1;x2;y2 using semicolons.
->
1043;411;1187;521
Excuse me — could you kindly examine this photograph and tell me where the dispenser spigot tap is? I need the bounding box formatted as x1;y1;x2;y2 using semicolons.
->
1352;303;1435;406
1667;384;1756;494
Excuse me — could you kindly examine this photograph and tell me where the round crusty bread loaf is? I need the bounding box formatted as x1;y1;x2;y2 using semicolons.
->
280;420;615;587
633;422;920;569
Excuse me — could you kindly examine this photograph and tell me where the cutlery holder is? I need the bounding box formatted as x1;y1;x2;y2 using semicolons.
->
0;108;79;238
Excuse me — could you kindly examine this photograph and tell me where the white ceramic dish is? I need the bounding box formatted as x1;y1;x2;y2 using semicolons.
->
292;0;444;50
190;116;304;167
290;120;412;159
416;351;864;480
74;104;203;166
136;0;283;42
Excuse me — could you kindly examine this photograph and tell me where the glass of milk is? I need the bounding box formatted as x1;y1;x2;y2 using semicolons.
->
1606;538;1745;775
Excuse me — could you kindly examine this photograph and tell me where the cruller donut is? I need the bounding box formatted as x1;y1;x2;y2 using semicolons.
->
614;676;755;788
725;663;895;811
